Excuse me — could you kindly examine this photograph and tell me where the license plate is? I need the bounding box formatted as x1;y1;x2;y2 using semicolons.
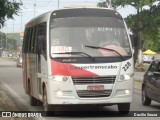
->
87;85;104;91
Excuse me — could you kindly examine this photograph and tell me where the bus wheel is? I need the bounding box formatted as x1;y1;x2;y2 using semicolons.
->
117;103;130;115
43;88;54;116
29;96;39;106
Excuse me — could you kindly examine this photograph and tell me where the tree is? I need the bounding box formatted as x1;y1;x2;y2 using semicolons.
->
97;0;110;8
124;4;160;51
98;0;160;64
0;0;22;28
0;32;6;48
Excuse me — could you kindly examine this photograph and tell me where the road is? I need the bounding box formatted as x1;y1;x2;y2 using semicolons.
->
0;58;160;120
134;72;145;81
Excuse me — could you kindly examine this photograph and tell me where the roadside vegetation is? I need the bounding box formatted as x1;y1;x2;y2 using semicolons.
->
98;0;160;63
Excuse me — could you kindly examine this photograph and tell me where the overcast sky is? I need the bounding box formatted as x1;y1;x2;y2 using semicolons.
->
1;0;136;33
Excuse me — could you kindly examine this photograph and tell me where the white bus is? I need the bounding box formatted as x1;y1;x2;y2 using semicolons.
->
22;8;134;115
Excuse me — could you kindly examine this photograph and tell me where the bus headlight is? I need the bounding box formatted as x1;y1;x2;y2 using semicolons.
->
52;76;69;82
119;74;134;81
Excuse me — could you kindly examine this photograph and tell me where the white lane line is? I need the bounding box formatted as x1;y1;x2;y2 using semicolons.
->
1;80;46;120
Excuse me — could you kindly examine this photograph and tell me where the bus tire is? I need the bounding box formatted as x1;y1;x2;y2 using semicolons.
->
29;96;38;106
43;88;54;116
118;103;130;115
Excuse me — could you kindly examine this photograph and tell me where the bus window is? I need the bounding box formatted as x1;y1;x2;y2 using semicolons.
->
36;23;47;59
33;27;38;53
28;28;33;53
30;27;36;53
23;28;32;53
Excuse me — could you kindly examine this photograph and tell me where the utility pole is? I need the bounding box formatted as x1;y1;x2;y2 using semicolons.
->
34;0;36;17
108;0;112;9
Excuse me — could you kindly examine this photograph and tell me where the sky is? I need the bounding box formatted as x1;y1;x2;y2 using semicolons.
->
1;0;136;33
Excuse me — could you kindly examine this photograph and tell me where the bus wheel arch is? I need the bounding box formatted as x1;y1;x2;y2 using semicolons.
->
42;85;54;116
27;78;39;106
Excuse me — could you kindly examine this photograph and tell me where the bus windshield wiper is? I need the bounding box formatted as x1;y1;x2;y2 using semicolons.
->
85;45;125;60
52;52;95;61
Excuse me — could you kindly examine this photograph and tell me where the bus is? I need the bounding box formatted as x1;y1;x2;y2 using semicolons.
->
22;8;134;115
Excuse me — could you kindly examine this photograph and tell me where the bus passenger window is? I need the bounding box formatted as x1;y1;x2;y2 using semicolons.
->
37;23;47;59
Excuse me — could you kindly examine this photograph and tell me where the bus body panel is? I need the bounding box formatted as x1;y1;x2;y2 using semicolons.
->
46;81;134;105
22;8;134;111
46;58;134;104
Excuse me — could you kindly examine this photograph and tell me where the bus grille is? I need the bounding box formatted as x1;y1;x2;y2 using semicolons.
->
72;76;116;85
77;90;112;98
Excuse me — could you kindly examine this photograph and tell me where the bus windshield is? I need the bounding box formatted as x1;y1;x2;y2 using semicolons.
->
50;17;131;58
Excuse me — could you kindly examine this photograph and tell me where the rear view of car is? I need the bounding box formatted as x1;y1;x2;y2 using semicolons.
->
141;59;160;106
17;54;22;67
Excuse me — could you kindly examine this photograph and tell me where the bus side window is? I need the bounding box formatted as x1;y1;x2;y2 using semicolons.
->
22;29;27;53
36;23;47;60
28;28;33;52
23;28;31;53
30;27;36;53
33;27;38;53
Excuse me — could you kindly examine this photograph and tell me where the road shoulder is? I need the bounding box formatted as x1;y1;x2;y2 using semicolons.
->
0;81;35;120
134;80;142;91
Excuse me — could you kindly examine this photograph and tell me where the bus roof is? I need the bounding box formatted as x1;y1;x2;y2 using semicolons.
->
51;8;122;19
25;8;122;28
25;11;52;28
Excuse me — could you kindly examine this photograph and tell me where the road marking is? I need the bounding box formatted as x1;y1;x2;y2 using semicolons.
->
1;80;46;120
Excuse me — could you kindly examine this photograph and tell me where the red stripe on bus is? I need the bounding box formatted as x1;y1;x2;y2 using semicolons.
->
51;60;97;77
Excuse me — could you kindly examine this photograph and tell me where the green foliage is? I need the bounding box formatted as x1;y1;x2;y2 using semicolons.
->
97;0;108;7
6;33;20;51
129;5;160;51
105;0;158;8
0;32;6;49
97;0;116;9
0;0;21;28
98;0;160;52
0;32;20;51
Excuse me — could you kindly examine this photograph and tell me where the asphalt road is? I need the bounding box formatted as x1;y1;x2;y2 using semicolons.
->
0;58;160;120
134;72;145;81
